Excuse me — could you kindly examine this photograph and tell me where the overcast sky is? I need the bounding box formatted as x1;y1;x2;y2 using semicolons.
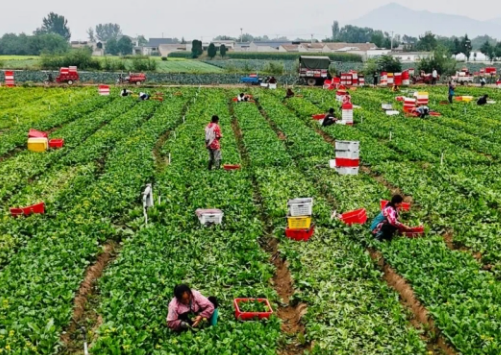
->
2;0;500;41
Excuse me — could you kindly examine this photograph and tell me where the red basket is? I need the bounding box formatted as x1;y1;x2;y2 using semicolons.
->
404;226;424;237
335;158;359;167
223;164;241;170
340;208;367;225
234;298;273;320
10;202;45;217
285;224;315;241
28;129;48;138
312;114;325;120
380;200;410;211
49;139;64;149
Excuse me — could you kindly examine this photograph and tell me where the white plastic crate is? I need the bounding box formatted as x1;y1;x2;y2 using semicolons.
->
335;140;359;151
196;208;223;226
335;167;359;175
329;159;336;169
287;198;313;217
342;111;353;120
269;83;277;90
336;120;353;125
336;150;359;159
382;103;393;110
336;95;344;102
318;119;324;125
386;110;400;116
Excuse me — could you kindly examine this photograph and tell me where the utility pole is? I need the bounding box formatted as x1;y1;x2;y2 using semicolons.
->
240;28;243;43
311;33;314;44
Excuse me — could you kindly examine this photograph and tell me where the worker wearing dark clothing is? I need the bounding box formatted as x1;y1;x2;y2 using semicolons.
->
477;95;488;106
322;108;337;127
139;92;150;101
269;77;277;84
448;82;455;104
121;88;133;97
237;93;249;102
373;73;378;86
481;78;486;87
415;105;430;118
285;89;295;99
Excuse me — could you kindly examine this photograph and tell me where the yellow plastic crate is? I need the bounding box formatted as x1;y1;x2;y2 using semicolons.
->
417;91;429;96
287;216;312;230
462;96;474;102
27;138;48;152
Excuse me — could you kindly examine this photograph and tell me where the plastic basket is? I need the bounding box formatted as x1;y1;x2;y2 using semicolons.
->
287;198;313;217
234;298;273;320
380;200;411;211
27;138;48;152
285;224;315;241
340;208;367;225
382;104;393;110
287;216;312;229
386;110;400;116
28;129;48;138
336;120;353;126
335;158;359;167
335;140;359;151
335;167;359;175
223;164;241;170
49;139;64;149
269;83;277;90
336;150;359;159
404;226;424;238
312;114;325;120
196;209;223;226
9;208;24;217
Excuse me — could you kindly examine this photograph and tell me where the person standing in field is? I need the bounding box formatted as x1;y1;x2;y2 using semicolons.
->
432;69;438;85
205;115;223;170
373;72;378;87
448;81;455;104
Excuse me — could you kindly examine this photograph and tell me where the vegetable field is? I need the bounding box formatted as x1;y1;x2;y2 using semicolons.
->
1;84;501;355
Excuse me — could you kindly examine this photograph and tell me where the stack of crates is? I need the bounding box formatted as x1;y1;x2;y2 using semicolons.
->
332;140;360;175
27;129;48;152
285;198;314;241
416;92;429;106
338;102;353;125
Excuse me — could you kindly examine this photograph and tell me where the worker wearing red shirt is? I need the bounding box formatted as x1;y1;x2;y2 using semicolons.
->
205;115;223;170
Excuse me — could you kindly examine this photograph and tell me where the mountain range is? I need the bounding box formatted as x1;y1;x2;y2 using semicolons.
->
351;3;501;38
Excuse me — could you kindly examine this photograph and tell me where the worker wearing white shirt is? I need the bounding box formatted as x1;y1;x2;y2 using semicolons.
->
432;69;438;85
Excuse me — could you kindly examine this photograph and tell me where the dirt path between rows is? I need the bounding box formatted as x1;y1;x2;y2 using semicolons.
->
229;99;310;355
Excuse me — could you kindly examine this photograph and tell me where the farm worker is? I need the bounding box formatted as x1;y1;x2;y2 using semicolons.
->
373;72;378;86
322;108;338;127
342;91;352;105
370;195;414;242
477;94;489;106
448;81;455;104
391;84;399;92
432;69;438;85
414;105;430;118
205;115;223;170
480;77;486;87
139;92;150;101
167;284;218;332
121;88;133;97
237;93;249;102
269;76;277;84
285;88;295;99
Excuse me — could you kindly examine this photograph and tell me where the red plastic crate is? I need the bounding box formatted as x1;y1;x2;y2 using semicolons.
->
234;298;273;320
285;224;315;241
340;208;367;225
335;158;359;167
380;200;410;211
49;139;64;149
312;114;325;120
10;202;45;217
404;226;424;238
28;129;48;138
223;164;241;170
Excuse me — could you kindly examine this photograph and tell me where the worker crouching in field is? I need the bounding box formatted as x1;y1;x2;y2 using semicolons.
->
121;88;133;97
285;88;295;99
322;108;338;127
414;105;430;118
205;115;223;170
167;284;218;332
139;92;150;101
477;94;489;106
370;195;414;242
237;93;250;102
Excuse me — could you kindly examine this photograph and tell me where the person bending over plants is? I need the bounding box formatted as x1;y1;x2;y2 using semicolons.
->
167;284;218;332
205;115;223;170
322;108;338;127
370;195;414;242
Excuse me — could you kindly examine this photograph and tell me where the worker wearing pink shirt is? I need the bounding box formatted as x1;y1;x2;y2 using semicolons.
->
167;284;218;332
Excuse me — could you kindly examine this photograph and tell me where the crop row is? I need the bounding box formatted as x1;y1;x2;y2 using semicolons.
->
262;89;501;354
233;93;427;354
0;94;188;354
91;89;281;355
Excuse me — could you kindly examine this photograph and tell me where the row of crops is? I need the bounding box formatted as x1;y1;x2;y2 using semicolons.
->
1;85;501;354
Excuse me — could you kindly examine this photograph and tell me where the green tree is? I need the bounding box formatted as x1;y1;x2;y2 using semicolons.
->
137;35;148;46
495;43;501;60
331;21;340;41
214;35;236;40
87;28;95;42
453;38;462;55
29;33;69;55
207;43;217;59
96;23;122;42
117;36;133;55
220;44;228;57
471;35;496;50
377;55;402;73
461;34;472;61
36;12;71;41
416;32;437;51
191;39;203;58
371;31;385;48
0;33;31;55
105;38;120;55
418;45;456;76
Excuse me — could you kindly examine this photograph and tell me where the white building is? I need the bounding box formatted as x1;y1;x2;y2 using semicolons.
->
390;52;432;62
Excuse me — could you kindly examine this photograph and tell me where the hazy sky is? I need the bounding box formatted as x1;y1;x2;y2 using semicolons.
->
2;0;500;41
